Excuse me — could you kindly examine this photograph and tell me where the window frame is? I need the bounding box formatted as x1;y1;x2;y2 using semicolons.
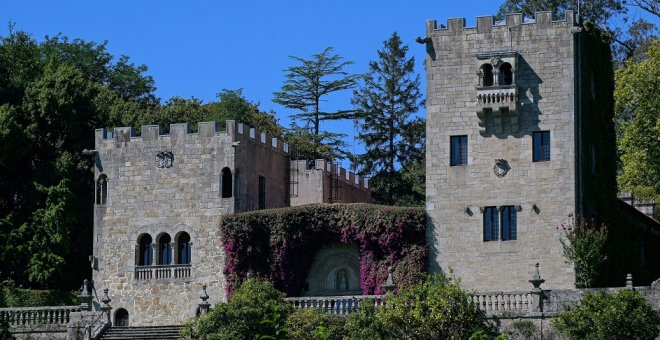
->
483;206;499;242
500;206;517;241
532;131;551;162
450;135;468;166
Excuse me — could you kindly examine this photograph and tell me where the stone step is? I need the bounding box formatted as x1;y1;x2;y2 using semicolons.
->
99;325;183;340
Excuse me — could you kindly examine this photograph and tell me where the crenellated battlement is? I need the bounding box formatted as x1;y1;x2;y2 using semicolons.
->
291;159;369;190
95;120;289;154
425;10;577;35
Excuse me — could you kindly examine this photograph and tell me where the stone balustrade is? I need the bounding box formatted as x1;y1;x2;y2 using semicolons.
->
0;305;80;334
286;295;384;315
135;264;191;281
476;86;518;111
472;291;534;313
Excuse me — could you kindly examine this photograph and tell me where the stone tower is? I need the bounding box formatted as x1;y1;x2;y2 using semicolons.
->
423;11;617;291
91;121;291;325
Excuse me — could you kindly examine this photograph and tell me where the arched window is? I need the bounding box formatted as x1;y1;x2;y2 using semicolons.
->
499;62;513;85
177;232;192;265
335;269;349;291
157;233;172;265
481;64;494;86
96;174;108;205
115;308;129;327
138;234;153;266
221;167;233;198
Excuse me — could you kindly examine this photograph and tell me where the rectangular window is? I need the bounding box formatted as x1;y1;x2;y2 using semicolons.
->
500;206;517;241
258;175;266;210
533;131;550;162
483;207;499;241
450;135;468;166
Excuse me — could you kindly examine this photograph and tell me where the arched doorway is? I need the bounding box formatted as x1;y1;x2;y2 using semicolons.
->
305;243;361;296
115;308;129;327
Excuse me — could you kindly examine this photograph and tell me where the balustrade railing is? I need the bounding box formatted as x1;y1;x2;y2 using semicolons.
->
472;291;533;312
287;295;384;315
135;264;191;280
0;305;80;329
287;291;537;316
476;87;518;111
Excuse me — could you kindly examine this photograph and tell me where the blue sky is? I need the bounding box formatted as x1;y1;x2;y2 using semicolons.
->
0;1;654;160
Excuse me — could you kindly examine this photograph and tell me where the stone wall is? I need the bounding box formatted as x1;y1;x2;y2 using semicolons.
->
290;160;370;206
233;122;290;212
92;120;289;326
424;11;586;291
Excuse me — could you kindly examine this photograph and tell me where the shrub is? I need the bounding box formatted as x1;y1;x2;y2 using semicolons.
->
346;274;486;340
558;215;608;288
181;279;293;340
0;316;14;340
343;302;387;340
0;280;77;307
553;289;660;339
287;308;346;340
504;320;537;340
376;274;486;339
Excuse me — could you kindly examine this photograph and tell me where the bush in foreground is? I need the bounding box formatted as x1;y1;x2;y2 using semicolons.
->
343;274;488;339
181;279;293;340
553;289;660;339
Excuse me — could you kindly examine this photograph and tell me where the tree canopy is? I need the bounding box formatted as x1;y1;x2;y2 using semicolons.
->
614;39;660;204
0;28;156;288
274;47;360;160
352;32;425;206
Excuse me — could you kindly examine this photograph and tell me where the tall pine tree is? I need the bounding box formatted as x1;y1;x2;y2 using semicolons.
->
352;32;424;205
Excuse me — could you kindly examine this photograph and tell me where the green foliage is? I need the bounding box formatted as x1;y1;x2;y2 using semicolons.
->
273;47;359;160
468;329;508;340
221;204;427;296
0;280;77;307
342;302;385;340
553;289;660;339
352;32;424;206
559;216;608;288
133;89;282;136
182;279;293;340
503;320;538;340
259;305;289;340
615;39;660;201
0;28;157;289
286;308;346;340
0;316;13;340
374;274;486;339
342;275;487;339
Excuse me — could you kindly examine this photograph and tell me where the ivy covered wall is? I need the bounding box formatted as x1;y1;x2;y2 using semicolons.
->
220;204;427;296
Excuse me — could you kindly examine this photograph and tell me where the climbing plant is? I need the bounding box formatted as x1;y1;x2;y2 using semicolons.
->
558;215;608;288
220;203;427;296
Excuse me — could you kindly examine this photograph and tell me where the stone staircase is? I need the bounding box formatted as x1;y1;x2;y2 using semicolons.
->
98;325;182;339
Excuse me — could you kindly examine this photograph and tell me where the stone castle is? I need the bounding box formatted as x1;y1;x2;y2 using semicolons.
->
89;10;659;326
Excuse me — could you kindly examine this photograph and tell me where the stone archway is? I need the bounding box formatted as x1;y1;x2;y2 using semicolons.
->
304;243;361;296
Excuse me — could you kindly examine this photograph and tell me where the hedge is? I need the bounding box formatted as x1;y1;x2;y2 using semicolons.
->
220;203;427;296
0;281;77;307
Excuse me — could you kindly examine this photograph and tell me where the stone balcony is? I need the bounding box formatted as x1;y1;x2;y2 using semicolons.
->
476;85;520;134
476;85;518;113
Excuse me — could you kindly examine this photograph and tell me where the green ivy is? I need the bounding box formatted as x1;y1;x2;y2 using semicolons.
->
220;203;427;296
